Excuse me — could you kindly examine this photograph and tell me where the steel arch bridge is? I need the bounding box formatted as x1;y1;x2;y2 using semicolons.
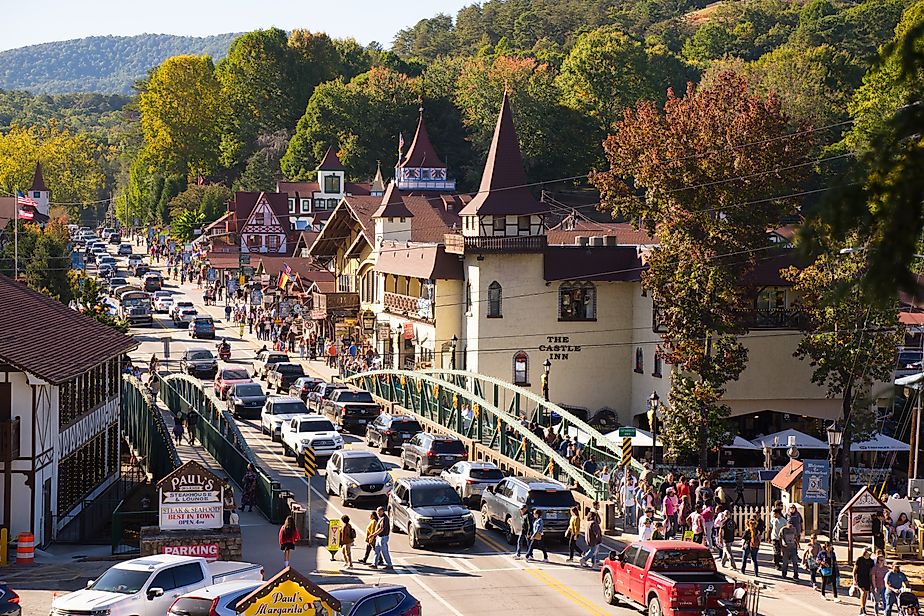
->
343;369;623;500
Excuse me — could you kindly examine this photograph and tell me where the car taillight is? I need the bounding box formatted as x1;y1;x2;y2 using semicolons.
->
401;603;421;616
669;587;679;606
7;590;19;604
466;480;476;485
208;596;221;616
385;430;394;436
427;451;434;457
461;451;468;459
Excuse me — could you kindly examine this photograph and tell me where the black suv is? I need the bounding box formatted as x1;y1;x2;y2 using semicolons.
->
401;433;467;476
389;477;476;549
366;413;423;453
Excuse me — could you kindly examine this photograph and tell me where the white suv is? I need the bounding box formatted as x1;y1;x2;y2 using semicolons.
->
260;396;309;442
280;413;343;461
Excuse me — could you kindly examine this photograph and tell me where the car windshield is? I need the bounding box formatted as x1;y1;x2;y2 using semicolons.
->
650;549;717;571
91;568;151;594
299;420;335;433
391;420;421;432
271;402;307;415
222;370;249;380
336;391;374;403
410;485;463;507
189;351;214;361
527;489;576;508
194;319;213;325
431;440;466;454
470;468;504;480
342;457;386;474
235;384;263;396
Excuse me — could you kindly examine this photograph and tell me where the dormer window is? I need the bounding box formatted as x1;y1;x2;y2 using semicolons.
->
288;198;296;213
324;175;341;193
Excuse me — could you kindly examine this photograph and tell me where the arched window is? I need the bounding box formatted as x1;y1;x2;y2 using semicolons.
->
635;347;644;374
559;281;596;321
487;281;502;318
653;349;663;378
513;351;528;385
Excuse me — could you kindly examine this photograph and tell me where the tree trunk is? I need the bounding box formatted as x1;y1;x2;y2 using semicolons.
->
698;418;709;469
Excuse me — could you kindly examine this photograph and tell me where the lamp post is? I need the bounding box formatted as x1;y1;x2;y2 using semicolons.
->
542;359;551;402
827;422;843;541
449;334;458;370
647;391;660;471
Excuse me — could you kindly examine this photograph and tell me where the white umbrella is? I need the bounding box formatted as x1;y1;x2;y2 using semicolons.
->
723;436;761;450
850;433;910;452
603;428;663;448
751;428;827;449
896;372;924;388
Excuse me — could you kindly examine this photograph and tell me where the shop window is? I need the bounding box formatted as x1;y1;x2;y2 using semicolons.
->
487;281;502;318
513;351;528;385
635;347;643;374
559;282;596;321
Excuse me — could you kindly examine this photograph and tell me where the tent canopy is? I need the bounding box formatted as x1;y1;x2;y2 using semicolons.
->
751;428;827;450
896;371;924;388
603;427;663;448
850;432;910;452
723;436;761;450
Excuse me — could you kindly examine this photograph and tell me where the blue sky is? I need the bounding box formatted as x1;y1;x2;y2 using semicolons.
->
0;0;472;51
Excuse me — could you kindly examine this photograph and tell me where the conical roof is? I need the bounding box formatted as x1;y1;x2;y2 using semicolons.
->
372;182;414;218
29;162;48;192
317;146;346;171
400;110;446;169
459;92;545;217
371;162;385;194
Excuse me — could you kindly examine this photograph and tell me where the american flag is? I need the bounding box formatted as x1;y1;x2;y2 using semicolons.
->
16;193;36;219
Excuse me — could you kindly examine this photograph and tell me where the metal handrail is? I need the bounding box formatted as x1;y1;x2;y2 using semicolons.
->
121;375;181;478
343;369;602;498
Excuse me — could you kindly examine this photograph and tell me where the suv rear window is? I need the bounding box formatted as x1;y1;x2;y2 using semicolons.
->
431;439;465;454
336;391;374;403
470;468;504;480
391;420;421;432
526;489;576;508
278;364;304;374
189;351;214;361
270;401;308;415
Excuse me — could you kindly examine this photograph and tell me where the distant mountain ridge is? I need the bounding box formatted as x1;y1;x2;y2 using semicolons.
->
0;33;240;94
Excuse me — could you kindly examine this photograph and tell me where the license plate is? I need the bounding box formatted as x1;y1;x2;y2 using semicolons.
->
401;433;410;438
357;419;366;424
441;456;454;462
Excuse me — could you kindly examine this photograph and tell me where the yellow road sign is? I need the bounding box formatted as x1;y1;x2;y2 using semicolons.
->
327;519;341;554
303;447;317;478
622;437;632;468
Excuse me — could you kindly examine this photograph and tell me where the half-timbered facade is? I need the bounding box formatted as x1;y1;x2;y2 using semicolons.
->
0;275;136;546
235;192;292;255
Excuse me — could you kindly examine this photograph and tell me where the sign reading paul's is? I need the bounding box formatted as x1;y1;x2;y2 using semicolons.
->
157;460;225;531
236;567;341;616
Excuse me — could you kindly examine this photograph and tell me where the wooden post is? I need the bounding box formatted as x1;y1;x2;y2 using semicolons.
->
847;508;854;566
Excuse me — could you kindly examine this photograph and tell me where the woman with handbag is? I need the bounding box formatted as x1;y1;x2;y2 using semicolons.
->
817;542;839;599
358;511;378;565
565;505;581;562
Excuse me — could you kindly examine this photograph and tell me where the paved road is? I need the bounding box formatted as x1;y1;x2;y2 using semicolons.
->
24;240;865;616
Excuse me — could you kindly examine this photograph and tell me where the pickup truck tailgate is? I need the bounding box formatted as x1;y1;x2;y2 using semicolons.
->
208;561;264;583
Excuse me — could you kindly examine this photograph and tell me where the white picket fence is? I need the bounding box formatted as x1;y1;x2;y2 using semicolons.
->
729;505;771;537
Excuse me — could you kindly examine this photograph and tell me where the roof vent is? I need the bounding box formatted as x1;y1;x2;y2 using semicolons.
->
575;236;589;247
590;236;605;246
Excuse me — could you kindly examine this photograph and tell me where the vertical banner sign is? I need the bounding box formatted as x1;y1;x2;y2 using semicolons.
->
327;519;341;556
801;459;830;504
622;438;633;468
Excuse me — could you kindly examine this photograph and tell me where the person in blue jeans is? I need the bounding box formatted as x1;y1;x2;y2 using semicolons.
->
884;563;909;616
740;518;760;576
514;505;531;559
526;509;548;561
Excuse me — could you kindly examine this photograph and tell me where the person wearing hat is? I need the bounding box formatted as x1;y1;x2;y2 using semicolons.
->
513;505;531;559
884;562;909;616
854;547;874;614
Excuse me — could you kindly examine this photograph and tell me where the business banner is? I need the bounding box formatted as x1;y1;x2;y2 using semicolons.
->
801;459;830;504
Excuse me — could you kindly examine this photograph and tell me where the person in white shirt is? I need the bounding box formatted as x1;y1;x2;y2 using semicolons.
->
640;517;654;541
638;508;656;536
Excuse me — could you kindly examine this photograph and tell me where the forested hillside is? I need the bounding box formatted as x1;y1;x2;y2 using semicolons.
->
0;33;239;94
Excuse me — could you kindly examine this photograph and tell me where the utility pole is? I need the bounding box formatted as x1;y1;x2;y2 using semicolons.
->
13;187;18;280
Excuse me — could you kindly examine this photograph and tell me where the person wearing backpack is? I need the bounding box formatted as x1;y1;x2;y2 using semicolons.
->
717;506;738;571
741;516;761;576
339;514;355;568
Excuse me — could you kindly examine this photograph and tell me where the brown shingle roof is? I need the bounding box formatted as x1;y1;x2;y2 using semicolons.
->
543;246;644;282
547;221;656;245
373;182;414;219
375;241;463;280
255;255;335;285
400;110;446;169
459;92;545;217
317;146;347;171
29;163;48;192
0;275;137;384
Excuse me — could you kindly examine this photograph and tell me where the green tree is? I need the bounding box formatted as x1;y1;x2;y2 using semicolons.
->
168;184;232;221
24;231;72;302
593;72;813;465
782;246;900;497
138;55;226;176
70;271;128;333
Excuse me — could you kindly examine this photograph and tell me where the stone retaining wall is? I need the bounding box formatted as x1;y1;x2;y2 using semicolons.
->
140;525;243;561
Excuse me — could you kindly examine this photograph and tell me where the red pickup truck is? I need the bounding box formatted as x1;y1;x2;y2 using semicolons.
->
601;541;748;616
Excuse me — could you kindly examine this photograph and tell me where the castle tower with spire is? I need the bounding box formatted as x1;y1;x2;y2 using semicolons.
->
395;109;455;192
28;163;50;217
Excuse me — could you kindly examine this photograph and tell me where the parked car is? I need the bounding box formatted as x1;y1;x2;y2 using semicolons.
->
480;477;575;544
401;432;467;476
389;477;476;549
0;584;20;616
168;580;263;616
328;584;420;616
189;316;216;339
320;388;381;433
154;295;174;314
179;348;218;379
214;368;253;399
175;307;198;326
260;396;310;442
280;413;343;461
325;450;392;506
253;350;290;380
441;461;505;506
366;413;422;454
601;541;748;616
288;376;324;401
107;277;129;294
117;242;133;256
308;382;348;410
143;272;163;292
51;554;263;616
266;362;305;393
227;383;267;419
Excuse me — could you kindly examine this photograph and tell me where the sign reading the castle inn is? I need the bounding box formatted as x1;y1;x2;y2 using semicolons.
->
236;567;341;616
538;336;584;361
157;461;224;530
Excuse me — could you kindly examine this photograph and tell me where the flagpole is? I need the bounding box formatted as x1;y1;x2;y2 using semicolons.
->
13;189;18;280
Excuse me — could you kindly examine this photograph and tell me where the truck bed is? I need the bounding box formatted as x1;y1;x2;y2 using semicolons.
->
207;560;263;583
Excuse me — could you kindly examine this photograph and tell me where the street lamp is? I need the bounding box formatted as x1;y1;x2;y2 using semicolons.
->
449;334;458;370
827;422;843;541
542;359;551;402
647;391;660;471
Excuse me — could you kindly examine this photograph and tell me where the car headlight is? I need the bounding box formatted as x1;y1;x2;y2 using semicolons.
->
463;512;476;523
302;439;312;445
346;478;360;487
416;516;433;522
384;475;393;485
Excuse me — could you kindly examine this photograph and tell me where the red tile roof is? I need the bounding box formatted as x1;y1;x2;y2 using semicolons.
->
400;111;446;169
459;92;545;217
317;146;347;171
0;275;137;384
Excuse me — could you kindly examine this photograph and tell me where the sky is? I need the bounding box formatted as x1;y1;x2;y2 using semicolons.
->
0;0;473;52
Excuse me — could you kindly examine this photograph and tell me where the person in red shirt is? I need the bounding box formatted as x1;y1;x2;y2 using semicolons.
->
278;515;301;568
676;475;691;502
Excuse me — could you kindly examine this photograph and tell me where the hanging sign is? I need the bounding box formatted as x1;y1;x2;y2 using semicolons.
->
403;323;414;340
157;461;224;530
801;459;830;504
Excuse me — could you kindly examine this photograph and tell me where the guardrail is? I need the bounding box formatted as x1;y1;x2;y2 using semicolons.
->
121;375;181;481
157;373;288;524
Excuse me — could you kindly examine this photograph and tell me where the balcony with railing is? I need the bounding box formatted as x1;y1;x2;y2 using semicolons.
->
751;306;804;329
443;233;546;254
383;292;434;323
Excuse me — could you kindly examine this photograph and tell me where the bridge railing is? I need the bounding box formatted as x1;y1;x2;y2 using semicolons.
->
343;369;608;500
157;373;288;524
121;375;181;481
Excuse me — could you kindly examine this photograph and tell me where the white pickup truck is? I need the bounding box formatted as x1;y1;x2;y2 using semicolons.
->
280;413;344;461
51;554;263;616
